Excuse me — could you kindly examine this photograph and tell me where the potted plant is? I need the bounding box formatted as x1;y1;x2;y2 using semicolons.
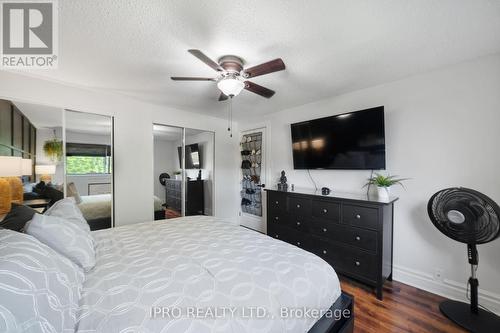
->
174;171;182;180
364;173;408;200
43;137;63;162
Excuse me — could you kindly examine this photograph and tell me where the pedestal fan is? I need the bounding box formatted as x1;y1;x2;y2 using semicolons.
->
428;187;500;332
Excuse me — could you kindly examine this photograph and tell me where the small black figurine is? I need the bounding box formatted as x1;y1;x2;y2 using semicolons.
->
277;170;288;191
197;170;202;180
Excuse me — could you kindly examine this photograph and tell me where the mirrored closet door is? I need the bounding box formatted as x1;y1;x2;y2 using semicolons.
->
65;110;114;230
153;124;184;219
153;124;214;220
183;128;214;217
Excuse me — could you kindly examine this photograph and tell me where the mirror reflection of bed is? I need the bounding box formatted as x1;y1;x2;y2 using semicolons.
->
153;125;214;220
64;110;114;230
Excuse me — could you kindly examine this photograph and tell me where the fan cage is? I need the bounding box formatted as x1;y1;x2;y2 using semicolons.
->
427;187;500;245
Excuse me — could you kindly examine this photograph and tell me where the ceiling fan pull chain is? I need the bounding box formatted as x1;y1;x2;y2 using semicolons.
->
227;98;230;133
228;96;233;138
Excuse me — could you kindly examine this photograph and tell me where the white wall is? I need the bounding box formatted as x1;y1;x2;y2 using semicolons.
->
0;71;240;226
240;53;500;313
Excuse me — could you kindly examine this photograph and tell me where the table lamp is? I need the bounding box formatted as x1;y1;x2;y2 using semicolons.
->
35;164;56;183
0;156;22;214
22;158;33;177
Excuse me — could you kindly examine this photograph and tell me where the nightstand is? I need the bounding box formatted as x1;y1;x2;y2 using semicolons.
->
23;198;51;213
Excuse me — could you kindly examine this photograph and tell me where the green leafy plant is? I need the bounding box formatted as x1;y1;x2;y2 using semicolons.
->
364;173;408;189
173;171;182;175
43;138;63;162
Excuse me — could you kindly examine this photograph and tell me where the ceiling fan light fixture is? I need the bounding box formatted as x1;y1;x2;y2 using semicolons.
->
217;77;245;97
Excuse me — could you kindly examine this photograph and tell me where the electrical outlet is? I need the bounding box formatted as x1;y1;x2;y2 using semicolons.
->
434;268;443;282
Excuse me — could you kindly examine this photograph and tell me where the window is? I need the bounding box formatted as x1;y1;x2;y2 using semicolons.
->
66;143;112;175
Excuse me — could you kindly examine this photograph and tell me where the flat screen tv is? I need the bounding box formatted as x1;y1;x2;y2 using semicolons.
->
177;143;202;169
291;106;385;170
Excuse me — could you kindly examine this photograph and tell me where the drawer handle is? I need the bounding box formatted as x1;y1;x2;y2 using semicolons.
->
355;236;361;241
297;242;301;246
322;228;327;232
322;250;327;254
356;214;361;219
296;204;301;208
355;261;361;266
275;216;279;221
296;221;301;226
323;208;328;213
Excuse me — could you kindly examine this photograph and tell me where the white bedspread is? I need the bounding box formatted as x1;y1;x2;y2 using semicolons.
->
76;216;341;333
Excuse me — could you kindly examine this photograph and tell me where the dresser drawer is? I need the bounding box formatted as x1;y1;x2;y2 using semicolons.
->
310;222;377;253
343;204;379;230
312;200;340;222
338;226;378;253
268;211;288;227
289;197;311;216
311;238;378;281
268;192;287;212
288;215;309;232
310;219;332;238
337;246;378;282
268;225;311;250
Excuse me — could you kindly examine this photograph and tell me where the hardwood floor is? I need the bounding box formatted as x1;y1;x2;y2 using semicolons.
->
340;278;467;333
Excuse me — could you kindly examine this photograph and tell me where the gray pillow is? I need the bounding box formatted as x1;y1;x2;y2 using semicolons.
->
25;213;96;272
45;197;90;232
0;229;84;333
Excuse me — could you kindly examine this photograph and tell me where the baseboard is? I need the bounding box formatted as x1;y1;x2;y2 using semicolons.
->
393;265;500;315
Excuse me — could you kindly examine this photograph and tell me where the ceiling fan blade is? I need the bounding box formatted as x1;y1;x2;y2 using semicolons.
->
244;58;285;78
188;49;224;72
244;81;275;98
170;77;215;81
218;93;229;101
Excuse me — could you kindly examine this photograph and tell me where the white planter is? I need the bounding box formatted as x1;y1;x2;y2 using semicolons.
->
175;174;182;180
377;186;390;200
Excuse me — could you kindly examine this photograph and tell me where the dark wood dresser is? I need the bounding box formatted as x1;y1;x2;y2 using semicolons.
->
165;179;205;216
266;188;397;299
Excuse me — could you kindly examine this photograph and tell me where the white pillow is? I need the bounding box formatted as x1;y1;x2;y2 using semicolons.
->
25;213;96;272
0;229;84;333
45;197;90;232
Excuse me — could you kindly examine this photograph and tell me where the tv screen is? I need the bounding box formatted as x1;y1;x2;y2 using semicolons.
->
177;143;202;169
291;106;385;170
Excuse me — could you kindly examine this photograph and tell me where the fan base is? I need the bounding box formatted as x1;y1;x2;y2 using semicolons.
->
440;300;500;333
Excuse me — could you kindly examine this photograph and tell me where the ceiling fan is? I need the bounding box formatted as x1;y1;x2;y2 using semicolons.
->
171;49;285;100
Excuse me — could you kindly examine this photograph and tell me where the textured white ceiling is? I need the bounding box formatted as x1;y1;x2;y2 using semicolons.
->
20;0;500;120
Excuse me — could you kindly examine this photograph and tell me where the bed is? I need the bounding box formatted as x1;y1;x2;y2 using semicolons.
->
75;216;353;333
0;211;353;333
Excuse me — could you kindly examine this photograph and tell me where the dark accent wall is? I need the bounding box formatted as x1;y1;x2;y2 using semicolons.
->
0;99;37;179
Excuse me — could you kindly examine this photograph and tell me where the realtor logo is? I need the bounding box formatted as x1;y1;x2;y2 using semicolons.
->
1;0;58;68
